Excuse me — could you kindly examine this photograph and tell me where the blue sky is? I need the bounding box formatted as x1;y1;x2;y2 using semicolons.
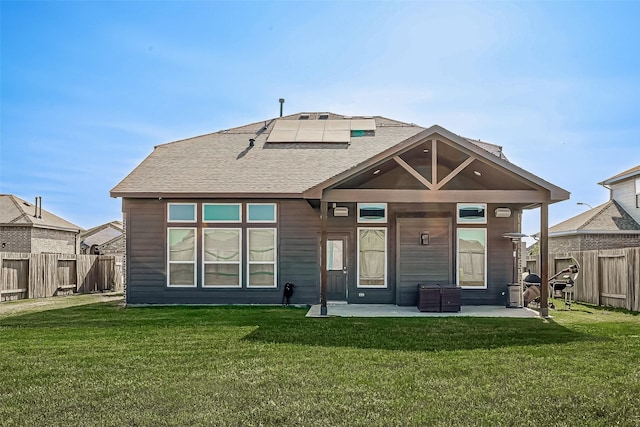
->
2;1;640;240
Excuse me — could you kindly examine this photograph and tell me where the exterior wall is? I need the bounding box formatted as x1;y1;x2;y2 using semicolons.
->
31;227;78;254
124;198;321;305
0;226;32;253
549;235;581;253
98;235;125;255
580;234;640;251
550;233;640;252
611;179;640;224
124;198;520;306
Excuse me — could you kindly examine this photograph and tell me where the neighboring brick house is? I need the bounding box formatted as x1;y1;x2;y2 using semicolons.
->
0;194;82;254
546;164;640;252
80;221;124;255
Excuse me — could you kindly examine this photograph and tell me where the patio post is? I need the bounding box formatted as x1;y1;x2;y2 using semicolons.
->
320;200;328;315
540;202;549;318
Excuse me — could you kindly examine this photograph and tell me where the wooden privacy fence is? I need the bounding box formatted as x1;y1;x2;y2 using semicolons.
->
0;252;124;302
526;247;640;312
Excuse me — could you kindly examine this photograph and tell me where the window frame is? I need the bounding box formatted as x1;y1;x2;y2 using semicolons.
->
202;228;242;288
247;203;277;223
167;227;197;288
246;227;277;288
457;203;487;224
356;227;387;288
456;227;488;290
167;203;197;223
203;203;242;223
357;203;387;224
636;178;640;208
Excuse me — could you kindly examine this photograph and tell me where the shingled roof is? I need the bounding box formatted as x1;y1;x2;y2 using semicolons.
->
0;194;81;232
548;200;640;236
110;112;558;199
599;164;640;186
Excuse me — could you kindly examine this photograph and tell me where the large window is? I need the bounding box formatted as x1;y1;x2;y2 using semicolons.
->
168;203;196;222
167;228;196;287
457;228;487;289
203;228;241;287
357;228;387;288
247;228;277;287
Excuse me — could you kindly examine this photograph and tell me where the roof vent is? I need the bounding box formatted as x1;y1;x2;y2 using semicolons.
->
318;114;329;120
299;114;310;120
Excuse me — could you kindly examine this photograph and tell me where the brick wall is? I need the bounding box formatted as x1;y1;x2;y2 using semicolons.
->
98;235;125;255
551;233;640;252
0;226;32;252
549;235;581;253
579;234;640;251
31;228;78;254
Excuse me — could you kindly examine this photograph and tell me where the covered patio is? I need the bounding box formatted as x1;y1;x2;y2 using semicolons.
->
307;303;540;318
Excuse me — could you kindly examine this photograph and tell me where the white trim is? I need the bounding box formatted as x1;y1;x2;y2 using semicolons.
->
457;228;487;289
167;227;197;287
457;203;487;224
356;227;387;288
246;227;277;288
202;203;242;223
202;228;242;288
167;203;197;223
247;203;277;223
357;203;387;223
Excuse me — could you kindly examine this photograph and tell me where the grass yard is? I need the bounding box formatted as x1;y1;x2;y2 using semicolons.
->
1;297;639;426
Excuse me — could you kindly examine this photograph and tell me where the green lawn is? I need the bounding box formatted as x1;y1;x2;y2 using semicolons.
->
1;297;639;426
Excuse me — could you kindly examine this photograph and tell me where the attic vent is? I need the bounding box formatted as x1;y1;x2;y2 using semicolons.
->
298;114;310;120
318;114;329;120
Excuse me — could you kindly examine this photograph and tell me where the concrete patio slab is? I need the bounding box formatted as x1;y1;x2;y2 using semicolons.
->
306;303;540;318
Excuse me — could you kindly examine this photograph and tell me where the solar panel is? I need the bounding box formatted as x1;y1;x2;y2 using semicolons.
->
267;118;376;143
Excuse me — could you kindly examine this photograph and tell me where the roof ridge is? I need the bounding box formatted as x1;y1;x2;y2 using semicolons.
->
8;195;35;224
578;200;613;230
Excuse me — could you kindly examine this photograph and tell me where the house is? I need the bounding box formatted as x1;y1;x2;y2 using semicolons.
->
110;112;569;308
80;221;125;255
547;164;640;252
0;194;82;254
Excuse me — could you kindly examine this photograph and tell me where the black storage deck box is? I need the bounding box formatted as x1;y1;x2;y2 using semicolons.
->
417;284;441;312
440;286;461;312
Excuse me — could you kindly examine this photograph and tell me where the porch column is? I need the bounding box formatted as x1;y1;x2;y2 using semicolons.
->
320;200;328;315
539;202;549;318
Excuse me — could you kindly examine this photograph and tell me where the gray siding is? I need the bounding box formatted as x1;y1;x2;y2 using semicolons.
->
612;179;640;224
124;198;321;305
124;198;521;306
397;217;452;306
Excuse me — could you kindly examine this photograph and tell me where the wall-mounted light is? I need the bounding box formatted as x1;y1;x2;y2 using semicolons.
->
473;170;482;176
495;207;511;218
333;207;349;217
373;169;381;175
420;231;430;245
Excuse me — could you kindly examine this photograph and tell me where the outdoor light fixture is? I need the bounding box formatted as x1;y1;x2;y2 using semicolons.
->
495;207;512;218
473;170;482;176
373;169;381;175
